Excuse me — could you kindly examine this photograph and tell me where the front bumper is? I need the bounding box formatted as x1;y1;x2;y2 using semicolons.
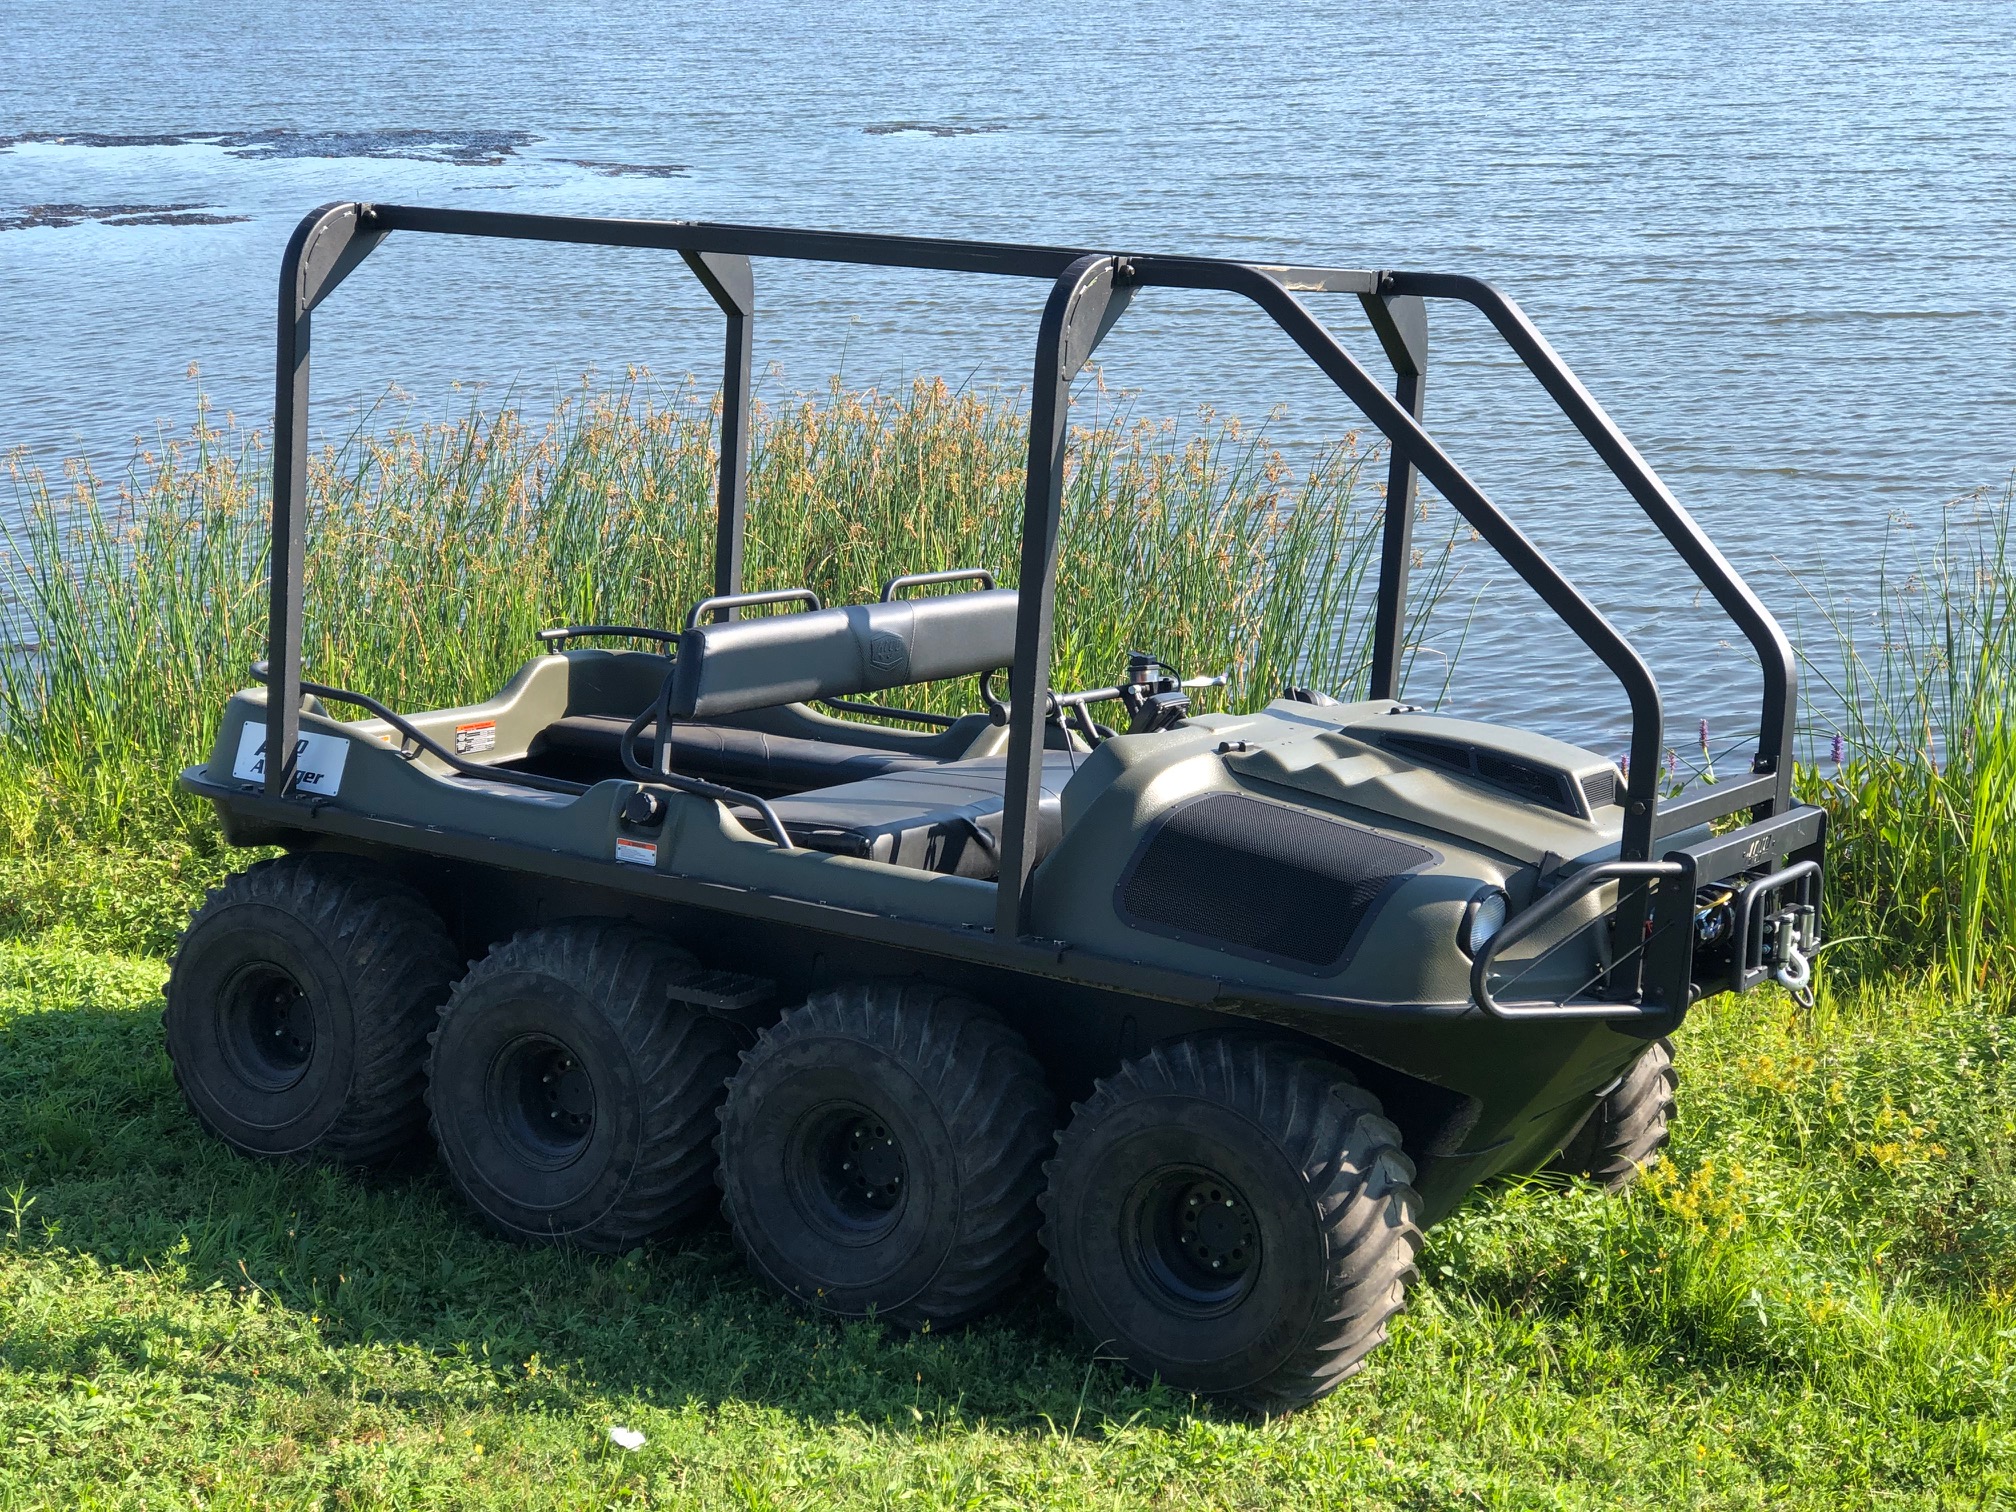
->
1471;802;1826;1023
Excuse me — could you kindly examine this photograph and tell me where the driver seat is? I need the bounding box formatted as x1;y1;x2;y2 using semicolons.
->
740;751;1086;879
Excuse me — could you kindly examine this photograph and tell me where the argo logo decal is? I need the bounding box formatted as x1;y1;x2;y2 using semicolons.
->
232;723;351;796
867;631;910;677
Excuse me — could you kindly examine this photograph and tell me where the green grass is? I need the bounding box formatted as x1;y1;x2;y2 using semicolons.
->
2;944;2010;1507
2;388;2014;1506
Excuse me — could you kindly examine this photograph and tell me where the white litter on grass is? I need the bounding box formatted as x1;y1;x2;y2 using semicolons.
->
608;1425;647;1451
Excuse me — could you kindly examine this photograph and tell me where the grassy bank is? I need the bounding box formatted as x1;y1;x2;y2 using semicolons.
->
2;945;2009;1506
2;387;2013;1506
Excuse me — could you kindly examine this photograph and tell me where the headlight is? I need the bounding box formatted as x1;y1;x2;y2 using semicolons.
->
1460;888;1509;958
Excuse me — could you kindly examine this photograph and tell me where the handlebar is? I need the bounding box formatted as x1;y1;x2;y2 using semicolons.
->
1048;669;1228;710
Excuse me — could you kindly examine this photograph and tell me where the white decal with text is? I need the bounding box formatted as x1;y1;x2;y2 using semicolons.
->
231;723;351;796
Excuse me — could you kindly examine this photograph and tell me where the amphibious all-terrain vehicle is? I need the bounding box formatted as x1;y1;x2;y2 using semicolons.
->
168;203;1824;1411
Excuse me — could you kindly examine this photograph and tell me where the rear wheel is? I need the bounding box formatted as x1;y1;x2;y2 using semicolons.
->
1548;1038;1678;1191
427;923;740;1250
716;981;1054;1329
163;852;458;1164
1041;1034;1421;1413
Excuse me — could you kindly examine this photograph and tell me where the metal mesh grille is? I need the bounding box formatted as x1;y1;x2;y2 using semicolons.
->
1118;794;1434;968
1580;769;1620;809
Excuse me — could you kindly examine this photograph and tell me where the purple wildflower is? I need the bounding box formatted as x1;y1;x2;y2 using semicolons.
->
1830;732;1845;766
1698;718;1711;753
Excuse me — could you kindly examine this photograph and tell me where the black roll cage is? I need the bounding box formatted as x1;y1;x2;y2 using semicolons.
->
263;202;1798;954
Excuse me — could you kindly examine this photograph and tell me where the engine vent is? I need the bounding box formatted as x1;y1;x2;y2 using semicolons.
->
1580;768;1621;809
1380;733;1584;818
1117;793;1434;971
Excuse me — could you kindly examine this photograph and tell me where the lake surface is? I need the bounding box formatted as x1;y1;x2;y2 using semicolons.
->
3;1;2012;760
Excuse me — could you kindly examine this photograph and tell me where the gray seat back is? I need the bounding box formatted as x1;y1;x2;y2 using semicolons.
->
667;589;1018;719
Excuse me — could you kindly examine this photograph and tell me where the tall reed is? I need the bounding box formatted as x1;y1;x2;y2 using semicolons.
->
4;380;2012;999
1;379;1457;857
1794;487;2016;997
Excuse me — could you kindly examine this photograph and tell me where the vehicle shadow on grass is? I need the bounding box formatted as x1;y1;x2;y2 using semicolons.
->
0;998;1208;1437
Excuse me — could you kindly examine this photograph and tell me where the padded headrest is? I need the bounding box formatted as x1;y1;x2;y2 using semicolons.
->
667;589;1019;719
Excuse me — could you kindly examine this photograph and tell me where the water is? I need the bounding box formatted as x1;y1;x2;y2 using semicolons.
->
4;0;2013;760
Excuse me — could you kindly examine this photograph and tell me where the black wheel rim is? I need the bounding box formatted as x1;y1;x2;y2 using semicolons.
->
489;1034;597;1169
788;1102;909;1240
1125;1165;1260;1315
218;962;316;1092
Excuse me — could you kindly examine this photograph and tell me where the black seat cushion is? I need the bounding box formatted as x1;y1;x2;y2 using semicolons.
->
745;752;1087;879
533;715;948;796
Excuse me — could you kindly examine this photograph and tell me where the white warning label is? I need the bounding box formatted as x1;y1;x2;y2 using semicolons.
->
614;837;658;868
231;723;351;796
453;719;498;755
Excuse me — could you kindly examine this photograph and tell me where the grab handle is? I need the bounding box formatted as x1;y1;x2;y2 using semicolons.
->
880;567;996;600
537;624;678;647
684;587;823;628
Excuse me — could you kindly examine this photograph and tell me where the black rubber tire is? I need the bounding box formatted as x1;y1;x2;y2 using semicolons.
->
715;980;1055;1330
1548;1038;1678;1192
163;851;459;1165
1040;1034;1422;1414
426;923;741;1251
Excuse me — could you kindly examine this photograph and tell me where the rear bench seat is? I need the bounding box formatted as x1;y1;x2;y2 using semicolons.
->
531;587;1021;795
527;586;1083;878
739;752;1086;879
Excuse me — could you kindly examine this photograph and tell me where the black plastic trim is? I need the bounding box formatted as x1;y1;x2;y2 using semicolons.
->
1111;791;1439;978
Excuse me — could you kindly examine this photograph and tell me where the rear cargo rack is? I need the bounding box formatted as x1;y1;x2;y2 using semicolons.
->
258;202;1803;1007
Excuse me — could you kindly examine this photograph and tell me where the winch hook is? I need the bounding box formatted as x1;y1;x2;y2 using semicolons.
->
1772;934;1815;1009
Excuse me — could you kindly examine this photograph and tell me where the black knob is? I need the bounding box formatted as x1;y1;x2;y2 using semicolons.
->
622;789;665;826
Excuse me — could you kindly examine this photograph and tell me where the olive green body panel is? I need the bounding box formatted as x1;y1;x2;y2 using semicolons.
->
193;656;1676;1223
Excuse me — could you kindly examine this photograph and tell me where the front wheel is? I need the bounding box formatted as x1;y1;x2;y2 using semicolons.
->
1548;1038;1678;1191
1041;1034;1422;1414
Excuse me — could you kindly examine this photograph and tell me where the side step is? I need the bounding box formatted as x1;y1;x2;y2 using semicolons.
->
665;966;777;1027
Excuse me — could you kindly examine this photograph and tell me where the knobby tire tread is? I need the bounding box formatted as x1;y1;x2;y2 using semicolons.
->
428;922;740;1250
717;980;1053;1329
1549;1038;1678;1191
164;852;460;1165
1041;1035;1423;1414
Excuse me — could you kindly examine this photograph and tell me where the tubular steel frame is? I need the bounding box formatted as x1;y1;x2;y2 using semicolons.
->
262;201;1801;987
